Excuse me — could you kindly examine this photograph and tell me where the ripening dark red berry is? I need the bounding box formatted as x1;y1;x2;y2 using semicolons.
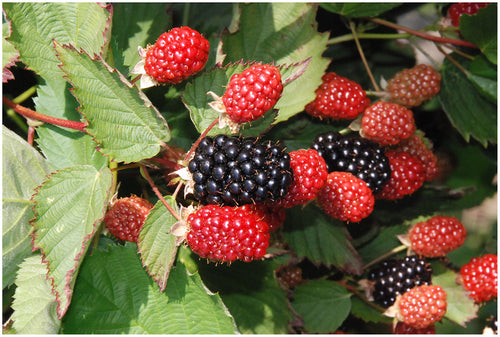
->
104;196;154;242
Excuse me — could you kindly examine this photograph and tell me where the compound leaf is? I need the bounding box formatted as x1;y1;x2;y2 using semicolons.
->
55;43;171;163
31;165;113;318
2;126;52;288
63;244;237;334
11;254;61;334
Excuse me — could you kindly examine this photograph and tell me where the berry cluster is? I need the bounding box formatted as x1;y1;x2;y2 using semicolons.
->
368;255;433;308
187;135;293;206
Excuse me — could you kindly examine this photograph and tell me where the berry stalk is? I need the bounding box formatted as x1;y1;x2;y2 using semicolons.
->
349;21;381;92
140;165;181;221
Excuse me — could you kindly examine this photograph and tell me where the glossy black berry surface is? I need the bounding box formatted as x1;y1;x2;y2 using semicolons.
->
311;131;391;193
368;255;432;308
188;135;293;206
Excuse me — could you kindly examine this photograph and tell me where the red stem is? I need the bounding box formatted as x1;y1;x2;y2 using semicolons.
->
183;117;219;162
27;126;35;146
141;165;181;221
149;157;181;170
369;17;478;49
3;97;87;132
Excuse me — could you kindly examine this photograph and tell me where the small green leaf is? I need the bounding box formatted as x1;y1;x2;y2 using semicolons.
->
55;43;171;163
432;269;479;327
292;279;352;333
460;4;497;65
2;21;19;82
111;3;169;73
197;258;291;334
31;165;113;318
3;2;111;78
12;254;61;334
63;244;237;334
350;296;391;324
357;224;408;265
2;126;52;288
320;3;402;18
438;54;497;146
138;197;179;291
222;3;330;124
283;203;363;275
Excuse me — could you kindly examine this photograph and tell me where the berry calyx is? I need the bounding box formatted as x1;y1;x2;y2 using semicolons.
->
317;171;375;223
305;72;370;120
408;216;466;258
278;149;328;208
360;101;416;146
221;64;283;124
187;135;293;206
387;285;447;330
132;26;209;88
186;204;270;263
447;3;490;27
103;196;154;242
376;150;425;200
311;131;391;193
385;64;441;108
460;254;497;303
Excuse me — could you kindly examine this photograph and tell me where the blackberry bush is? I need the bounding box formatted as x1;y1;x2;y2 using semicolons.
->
2;2;496;335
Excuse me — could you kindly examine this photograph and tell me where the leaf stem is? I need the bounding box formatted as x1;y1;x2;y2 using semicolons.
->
368;17;478;49
2;97;87;132
435;43;471;77
13;85;37;104
349;21;381;92
328;32;411;45
183;117;220;162
27;126;35;146
141;165;181;221
363;244;407;270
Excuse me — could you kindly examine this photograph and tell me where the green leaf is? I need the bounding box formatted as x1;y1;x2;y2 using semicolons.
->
283;203;363;275
138;197;179;291
63;244;237;334
31;165;112;318
468;73;497;102
2;21;19;82
320;3;402;18
357;224;408;265
460;4;497;64
350;296;391;324
34;78;108;170
111;3;169;73
292;279;352;333
55;43;170;163
438;54;497;146
3;2;111;79
222;3;330;124
2;126;52;288
197;258;291;334
11;254;61;334
432;269;479;327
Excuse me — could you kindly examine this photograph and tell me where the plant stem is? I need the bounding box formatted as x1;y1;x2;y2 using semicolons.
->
328;32;411;45
141;165;181;221
335;280;386;313
183;117;219;162
368;17;478;49
3;97;87;132
349;21;381;92
363;244;407;270
5;108;29;133
435;43;471;76
182;2;191;27
13;86;37;104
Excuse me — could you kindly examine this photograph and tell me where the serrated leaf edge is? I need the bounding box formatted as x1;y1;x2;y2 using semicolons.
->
28;166;112;318
2;11;20;82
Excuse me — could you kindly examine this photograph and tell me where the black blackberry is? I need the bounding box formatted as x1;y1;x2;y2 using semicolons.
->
188;135;293;206
368;255;432;308
311;131;391;193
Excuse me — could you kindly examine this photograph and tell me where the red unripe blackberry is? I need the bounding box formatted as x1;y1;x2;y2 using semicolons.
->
222;64;283;123
278;149;328;208
144;26;209;84
361;101;416;146
311;131;391;193
409;216;466;258
460;254;498;303
241;203;286;232
386;64;441;108
376;150;425;200
103;196;153;242
392;133;438;182
317;171;374;223
368;255;433;308
187;135;293;206
276;264;303;290
447;3;490;27
305;72;370;120
397;285;447;329
186;204;270;262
